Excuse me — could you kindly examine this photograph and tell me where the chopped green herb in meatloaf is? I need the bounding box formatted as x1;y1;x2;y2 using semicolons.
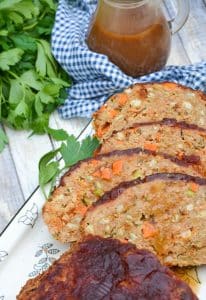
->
98;121;206;177
93;82;206;141
43;149;201;243
82;173;206;267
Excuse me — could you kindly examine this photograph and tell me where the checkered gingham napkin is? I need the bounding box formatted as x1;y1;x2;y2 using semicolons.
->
52;0;206;119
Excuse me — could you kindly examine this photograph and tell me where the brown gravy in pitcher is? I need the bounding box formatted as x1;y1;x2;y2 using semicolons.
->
87;13;171;77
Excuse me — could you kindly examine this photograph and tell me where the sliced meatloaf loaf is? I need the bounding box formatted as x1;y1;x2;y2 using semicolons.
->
43;149;200;243
98;120;206;177
82;173;206;267
17;236;197;300
93;82;206;141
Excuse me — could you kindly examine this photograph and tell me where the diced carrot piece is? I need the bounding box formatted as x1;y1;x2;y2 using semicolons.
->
118;93;128;105
112;160;123;175
144;142;157;152
162;82;177;89
96;127;103;138
100;167;112;180
190;182;199;193
75;205;87;215
92;170;101;177
108;109;118;118
90;159;99;166
199;132;206;138
50;218;64;231
177;151;184;160
142;222;157;238
98;105;106;113
155;132;161;142
138;87;148;98
119;239;128;244
96;125;110;138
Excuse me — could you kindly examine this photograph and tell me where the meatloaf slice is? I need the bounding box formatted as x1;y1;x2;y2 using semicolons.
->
43;149;200;243
93;82;206;141
82;173;206;267
98;120;206;177
17;236;198;300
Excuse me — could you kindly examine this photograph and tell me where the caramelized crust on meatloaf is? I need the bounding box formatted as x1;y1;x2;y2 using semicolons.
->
82;173;206;267
17;236;198;300
98;120;206;176
93;82;206;141
43;149;201;243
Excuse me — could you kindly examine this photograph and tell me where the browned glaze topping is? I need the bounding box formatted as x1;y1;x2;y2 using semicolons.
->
59;147;201;187
122;118;206;133
181;154;201;165
93;173;206;207
100;119;206;139
17;236;198;299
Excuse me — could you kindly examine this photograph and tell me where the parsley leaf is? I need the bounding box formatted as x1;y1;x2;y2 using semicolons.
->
79;136;100;160
11;34;37;52
39;148;60;197
20;70;43;90
39;135;100;197
0;48;24;70
60;136;81;166
0;0;23;10
36;42;47;77
47;128;69;141
60;136;100;166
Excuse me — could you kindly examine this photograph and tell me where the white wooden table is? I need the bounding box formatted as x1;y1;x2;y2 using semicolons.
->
0;0;206;233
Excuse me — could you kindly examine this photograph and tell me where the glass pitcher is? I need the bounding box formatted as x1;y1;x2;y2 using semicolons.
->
86;0;190;77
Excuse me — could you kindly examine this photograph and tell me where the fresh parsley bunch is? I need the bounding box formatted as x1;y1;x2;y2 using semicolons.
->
0;0;71;151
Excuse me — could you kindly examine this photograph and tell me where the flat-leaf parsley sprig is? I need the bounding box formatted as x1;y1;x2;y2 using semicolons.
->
39;134;100;197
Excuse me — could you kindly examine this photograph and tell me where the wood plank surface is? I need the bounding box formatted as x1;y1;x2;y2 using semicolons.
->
178;1;206;63
163;1;190;65
0;0;206;233
4;126;53;200
165;0;206;63
0;138;24;230
167;34;190;65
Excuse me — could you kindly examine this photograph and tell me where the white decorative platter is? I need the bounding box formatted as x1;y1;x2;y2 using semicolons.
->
0;188;68;299
0;186;206;299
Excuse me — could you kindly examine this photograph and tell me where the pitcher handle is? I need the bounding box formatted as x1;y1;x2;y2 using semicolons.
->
169;0;190;34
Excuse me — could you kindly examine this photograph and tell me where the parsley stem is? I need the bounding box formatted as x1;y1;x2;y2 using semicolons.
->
39;8;47;21
23;21;39;31
8;71;20;80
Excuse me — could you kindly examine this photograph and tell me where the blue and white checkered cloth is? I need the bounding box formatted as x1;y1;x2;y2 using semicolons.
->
52;0;206;119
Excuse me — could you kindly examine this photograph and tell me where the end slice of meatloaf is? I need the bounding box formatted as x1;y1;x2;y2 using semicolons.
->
93;82;206;141
82;173;206;267
98;120;206;177
17;235;198;300
42;148;201;243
